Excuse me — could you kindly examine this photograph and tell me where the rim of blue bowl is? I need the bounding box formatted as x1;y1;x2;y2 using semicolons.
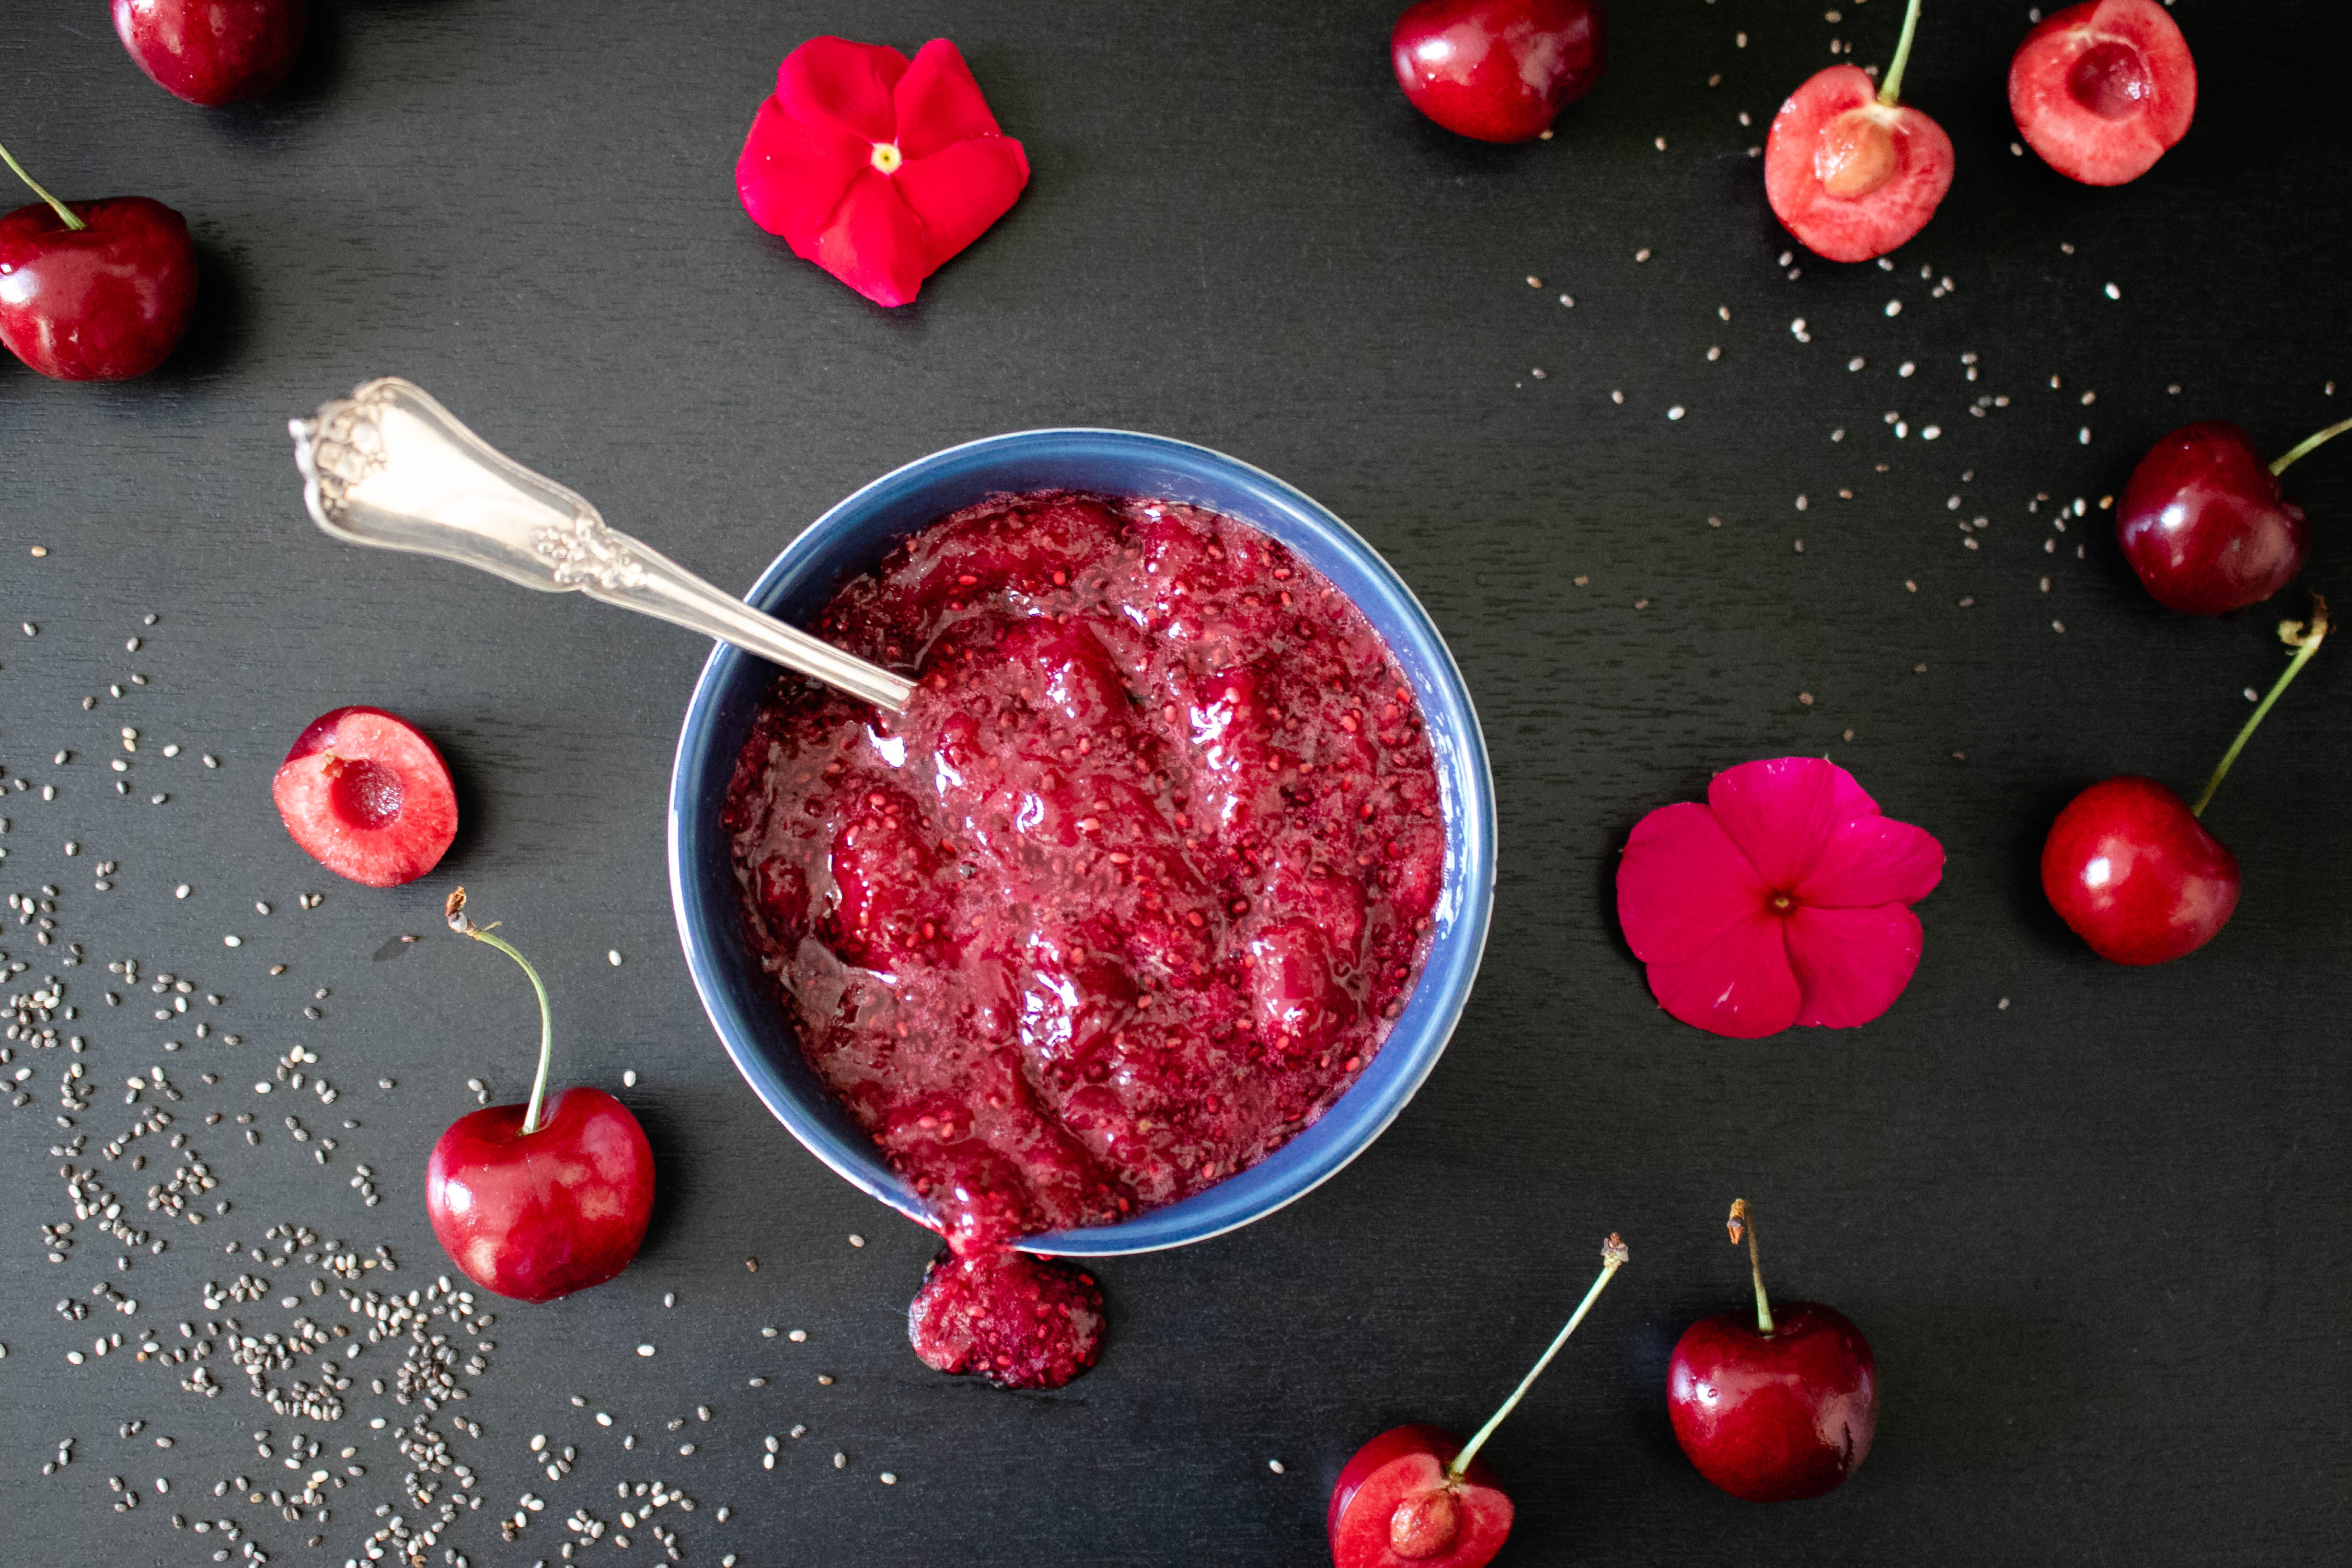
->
667;429;1495;1256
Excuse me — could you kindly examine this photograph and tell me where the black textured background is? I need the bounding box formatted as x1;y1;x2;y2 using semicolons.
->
4;2;2347;1564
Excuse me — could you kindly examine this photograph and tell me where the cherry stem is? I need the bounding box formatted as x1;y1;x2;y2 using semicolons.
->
446;888;555;1135
2270;416;2352;477
1729;1198;1774;1335
1445;1233;1629;1483
1877;0;1926;107
2191;594;2329;819
0;137;86;232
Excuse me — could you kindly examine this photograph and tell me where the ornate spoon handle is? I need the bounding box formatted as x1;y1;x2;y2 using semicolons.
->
287;377;915;714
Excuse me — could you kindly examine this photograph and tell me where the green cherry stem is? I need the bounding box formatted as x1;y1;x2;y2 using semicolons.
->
1730;1197;1775;1335
2270;416;2352;477
2191;595;2330;819
1877;0;1926;107
1446;1233;1630;1483
0;137;87;232
446;887;555;1135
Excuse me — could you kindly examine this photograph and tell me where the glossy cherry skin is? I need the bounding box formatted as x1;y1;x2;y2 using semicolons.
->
114;0;307;107
1667;1301;1877;1503
0;197;198;382
2009;0;2195;187
1391;0;1604;144
1330;1425;1514;1568
1765;65;1953;263
2042;776;2240;965
425;1087;654;1304
2117;422;2307;615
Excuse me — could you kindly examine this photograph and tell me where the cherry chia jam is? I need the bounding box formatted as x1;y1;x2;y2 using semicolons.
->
724;491;1446;1387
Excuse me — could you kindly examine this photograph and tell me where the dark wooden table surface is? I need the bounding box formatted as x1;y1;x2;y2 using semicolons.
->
4;3;2346;1564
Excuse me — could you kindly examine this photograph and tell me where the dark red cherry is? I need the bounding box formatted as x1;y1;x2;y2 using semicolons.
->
113;0;307;107
2009;0;2195;186
1667;1203;1876;1503
0;194;198;382
1390;0;1604;144
426;893;657;1303
1668;1301;1878;1502
426;1087;655;1303
2118;422;2320;616
2041;776;2240;965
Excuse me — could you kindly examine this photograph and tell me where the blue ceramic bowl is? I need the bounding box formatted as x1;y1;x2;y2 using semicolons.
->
667;430;1494;1255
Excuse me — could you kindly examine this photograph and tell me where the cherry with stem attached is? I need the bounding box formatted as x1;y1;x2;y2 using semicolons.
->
424;889;655;1304
1328;1235;1629;1568
2119;416;2352;615
0;138;197;382
2043;597;2330;965
1667;1200;1878;1503
1765;0;1954;264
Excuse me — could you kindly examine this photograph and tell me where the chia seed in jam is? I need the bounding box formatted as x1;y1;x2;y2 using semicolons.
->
723;491;1446;1385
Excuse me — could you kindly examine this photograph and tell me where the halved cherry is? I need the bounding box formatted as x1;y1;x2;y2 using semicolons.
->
1765;1;1952;264
272;705;458;887
1329;1426;1512;1568
1330;1236;1628;1568
2009;0;2195;187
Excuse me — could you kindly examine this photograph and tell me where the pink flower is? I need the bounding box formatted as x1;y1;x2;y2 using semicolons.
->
736;37;1030;308
1616;757;1943;1039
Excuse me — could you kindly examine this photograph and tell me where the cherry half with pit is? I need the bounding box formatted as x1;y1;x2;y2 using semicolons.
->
1329;1234;1628;1567
272;706;458;887
1765;0;1952;264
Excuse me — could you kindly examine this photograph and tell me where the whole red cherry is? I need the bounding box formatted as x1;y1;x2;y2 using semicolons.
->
1390;0;1604;144
2041;598;2327;967
1765;0;1951;264
114;0;307;107
1667;1201;1877;1503
2041;775;2240;966
424;891;654;1303
1329;1235;1627;1568
2118;418;2347;616
0;142;197;383
2009;0;2194;187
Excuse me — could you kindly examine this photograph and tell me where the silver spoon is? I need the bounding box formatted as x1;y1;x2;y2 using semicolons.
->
287;377;915;713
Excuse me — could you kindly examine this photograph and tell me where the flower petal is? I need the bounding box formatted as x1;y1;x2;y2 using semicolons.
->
893;136;1031;272
778;36;908;144
1708;756;1878;890
892;39;1005;160
1617;802;1768;965
812;168;931;307
1784;903;1923;1028
1795;814;1944;909
1642;912;1802;1039
736;96;869;253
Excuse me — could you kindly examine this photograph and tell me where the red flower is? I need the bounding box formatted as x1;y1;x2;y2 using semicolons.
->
1616;757;1943;1039
736;37;1030;308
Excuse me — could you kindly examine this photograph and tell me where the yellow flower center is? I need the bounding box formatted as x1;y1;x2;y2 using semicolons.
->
870;142;903;175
